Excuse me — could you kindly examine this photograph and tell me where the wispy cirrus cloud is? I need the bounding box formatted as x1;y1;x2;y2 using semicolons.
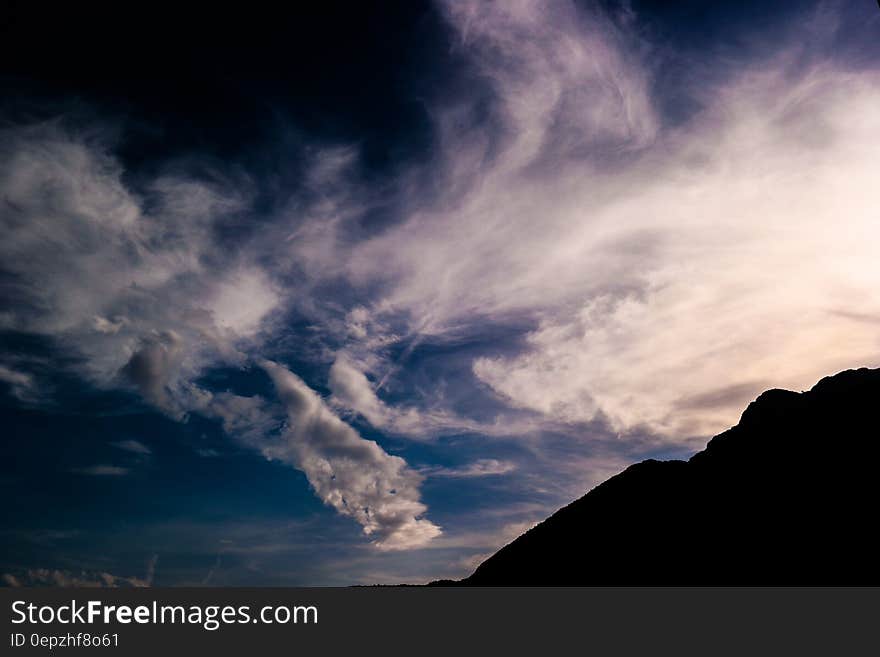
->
420;459;516;478
0;120;441;548
0;122;278;403
111;439;152;455
319;0;880;440
3;0;880;570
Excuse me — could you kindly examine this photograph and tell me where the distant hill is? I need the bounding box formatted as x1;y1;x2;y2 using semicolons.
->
445;368;880;585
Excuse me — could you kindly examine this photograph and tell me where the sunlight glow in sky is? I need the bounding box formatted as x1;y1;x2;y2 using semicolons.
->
2;0;879;585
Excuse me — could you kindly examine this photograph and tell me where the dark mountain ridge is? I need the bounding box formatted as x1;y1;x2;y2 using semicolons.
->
445;367;880;585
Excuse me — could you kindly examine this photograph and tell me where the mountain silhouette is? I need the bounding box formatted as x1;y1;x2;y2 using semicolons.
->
445;367;880;585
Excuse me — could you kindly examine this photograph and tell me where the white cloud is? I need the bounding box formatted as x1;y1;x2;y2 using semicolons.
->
208;268;280;337
3;556;157;587
346;0;658;327
470;63;880;437
327;352;434;434
118;330;186;418
421;459;516;478
0;121;279;405
0;123;443;548
328;353;390;427
4;0;879;563
260;360;440;550
327;350;554;439
0;364;36;402
111;439;152;455
325;2;880;440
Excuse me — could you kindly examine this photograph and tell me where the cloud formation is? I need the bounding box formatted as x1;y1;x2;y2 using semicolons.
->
259;360;441;550
468;61;880;436
421;459;516;478
0;121;277;404
111;439;152;455
3;555;157;587
0;121;441;548
3;0;880;567
0;364;36;402
326;0;880;439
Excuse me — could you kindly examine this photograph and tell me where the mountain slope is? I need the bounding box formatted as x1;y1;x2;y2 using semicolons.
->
458;368;880;585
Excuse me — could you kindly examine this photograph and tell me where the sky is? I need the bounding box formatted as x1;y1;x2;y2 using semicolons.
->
1;0;880;586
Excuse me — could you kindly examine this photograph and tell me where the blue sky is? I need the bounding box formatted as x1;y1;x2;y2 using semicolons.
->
2;0;880;585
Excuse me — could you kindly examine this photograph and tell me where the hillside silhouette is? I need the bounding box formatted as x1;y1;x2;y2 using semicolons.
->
447;368;880;585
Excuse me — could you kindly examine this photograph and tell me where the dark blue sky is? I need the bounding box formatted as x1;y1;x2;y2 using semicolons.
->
2;1;879;585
